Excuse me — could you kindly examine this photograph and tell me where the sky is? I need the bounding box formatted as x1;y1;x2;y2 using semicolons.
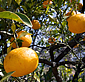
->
80;0;83;4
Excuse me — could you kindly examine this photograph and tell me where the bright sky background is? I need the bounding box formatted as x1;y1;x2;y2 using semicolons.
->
80;0;83;4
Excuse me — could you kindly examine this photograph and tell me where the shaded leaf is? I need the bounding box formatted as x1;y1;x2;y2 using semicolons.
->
15;12;32;27
7;0;12;6
16;39;23;47
11;23;16;33
0;7;5;12
0;71;15;82
0;64;3;69
44;67;52;81
0;11;32;27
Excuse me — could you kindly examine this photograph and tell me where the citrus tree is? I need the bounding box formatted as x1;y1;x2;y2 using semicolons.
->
0;0;85;82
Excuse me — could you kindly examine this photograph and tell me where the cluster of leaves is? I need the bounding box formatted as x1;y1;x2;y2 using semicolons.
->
0;0;85;82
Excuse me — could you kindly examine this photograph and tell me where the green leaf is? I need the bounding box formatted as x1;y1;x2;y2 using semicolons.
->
7;43;13;53
7;0;12;6
15;0;22;5
0;11;32;27
15;12;32;27
44;67;52;81
19;31;32;38
34;72;40;82
16;39;23;47
0;71;15;82
11;23;16;33
0;64;3;69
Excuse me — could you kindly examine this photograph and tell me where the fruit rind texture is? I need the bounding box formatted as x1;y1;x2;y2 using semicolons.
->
4;47;39;77
68;14;85;34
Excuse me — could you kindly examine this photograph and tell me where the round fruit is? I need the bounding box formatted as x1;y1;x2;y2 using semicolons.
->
43;0;52;8
31;20;41;30
77;3;83;10
4;47;39;77
48;37;56;44
10;31;32;48
67;14;85;34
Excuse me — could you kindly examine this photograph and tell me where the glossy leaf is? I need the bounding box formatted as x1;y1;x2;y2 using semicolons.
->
15;12;32;27
0;11;32;27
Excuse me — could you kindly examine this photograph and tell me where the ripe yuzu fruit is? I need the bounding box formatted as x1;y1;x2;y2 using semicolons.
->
31;20;41;30
10;31;32;48
43;0;52;8
48;37;56;44
67;14;85;34
4;47;39;77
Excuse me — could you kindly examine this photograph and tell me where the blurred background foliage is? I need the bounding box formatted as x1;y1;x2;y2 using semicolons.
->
0;0;85;82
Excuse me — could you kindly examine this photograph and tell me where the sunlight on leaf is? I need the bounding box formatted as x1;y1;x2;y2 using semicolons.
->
7;43;13;54
11;23;16;33
0;11;32;27
34;72;40;82
19;31;32;38
0;71;15;82
15;0;22;5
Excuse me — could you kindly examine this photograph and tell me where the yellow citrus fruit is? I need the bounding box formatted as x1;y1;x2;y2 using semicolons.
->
10;31;32;48
67;14;85;34
4;47;39;77
31;20;41;30
43;0;52;8
77;3;83;10
48;37;56;44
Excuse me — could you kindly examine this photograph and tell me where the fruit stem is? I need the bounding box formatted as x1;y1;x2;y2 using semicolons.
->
14;33;19;48
75;0;77;14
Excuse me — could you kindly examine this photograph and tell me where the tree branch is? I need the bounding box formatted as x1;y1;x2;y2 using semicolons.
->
39;58;81;67
52;67;62;82
54;34;82;62
39;59;53;67
49;43;66;61
72;64;82;82
0;31;13;37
